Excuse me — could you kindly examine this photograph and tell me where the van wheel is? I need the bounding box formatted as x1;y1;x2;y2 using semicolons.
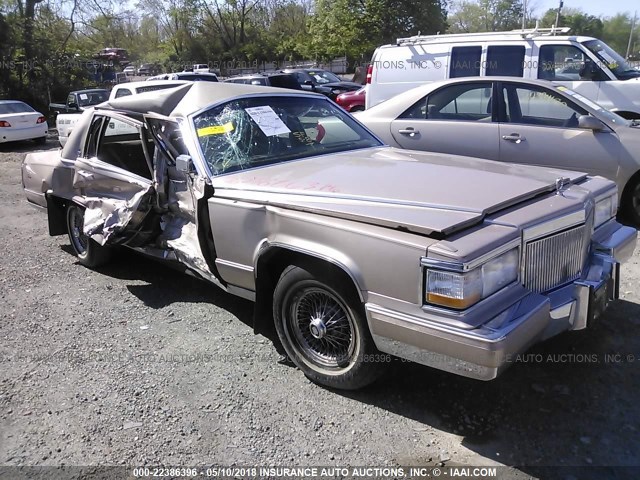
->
273;265;384;390
66;204;111;268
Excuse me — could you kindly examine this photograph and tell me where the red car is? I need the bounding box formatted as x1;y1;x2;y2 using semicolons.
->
336;87;365;112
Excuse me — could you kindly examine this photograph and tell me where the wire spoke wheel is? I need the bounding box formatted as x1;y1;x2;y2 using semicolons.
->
288;287;356;370
65;204;111;268
68;206;88;256
274;266;385;390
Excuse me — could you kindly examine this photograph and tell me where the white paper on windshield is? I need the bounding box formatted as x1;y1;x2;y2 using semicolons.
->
79;93;88;100
245;106;291;136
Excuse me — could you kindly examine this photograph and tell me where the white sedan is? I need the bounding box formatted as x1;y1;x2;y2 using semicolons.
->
0;100;48;145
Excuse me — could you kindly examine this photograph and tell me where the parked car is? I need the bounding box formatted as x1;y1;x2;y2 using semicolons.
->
109;80;189;100
137;63;160;76
192;64;212;73
94;48;129;63
21;83;636;390
123;65;136;76
356;77;640;224
160;72;219;82
283;68;361;99
366;27;640;117
336;87;365;112
224;72;301;90
0;100;47;145
49;89;110;147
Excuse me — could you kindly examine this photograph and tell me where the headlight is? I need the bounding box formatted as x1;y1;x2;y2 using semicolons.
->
594;190;618;228
425;248;519;309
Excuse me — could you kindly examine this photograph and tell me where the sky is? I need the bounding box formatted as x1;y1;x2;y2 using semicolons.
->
530;0;639;19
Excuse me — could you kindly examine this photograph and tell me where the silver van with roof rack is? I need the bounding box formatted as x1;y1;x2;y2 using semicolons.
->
365;27;640;118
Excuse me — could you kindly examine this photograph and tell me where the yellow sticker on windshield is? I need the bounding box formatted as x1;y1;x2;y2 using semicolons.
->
197;122;234;136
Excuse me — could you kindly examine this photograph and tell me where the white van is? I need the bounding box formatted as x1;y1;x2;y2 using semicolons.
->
366;27;640;118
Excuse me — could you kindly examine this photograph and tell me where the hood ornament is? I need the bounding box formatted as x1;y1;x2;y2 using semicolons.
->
555;177;571;196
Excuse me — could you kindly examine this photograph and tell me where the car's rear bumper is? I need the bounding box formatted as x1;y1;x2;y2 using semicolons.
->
0;124;47;143
366;223;637;380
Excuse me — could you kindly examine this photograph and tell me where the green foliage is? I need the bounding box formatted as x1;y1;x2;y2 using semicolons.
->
539;7;604;38
306;0;446;61
602;13;638;56
447;0;525;33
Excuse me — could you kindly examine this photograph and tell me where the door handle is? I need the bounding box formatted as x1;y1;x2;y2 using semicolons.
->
398;127;420;137
502;133;525;143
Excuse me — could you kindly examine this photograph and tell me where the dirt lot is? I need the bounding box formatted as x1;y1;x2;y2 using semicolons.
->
1;139;640;479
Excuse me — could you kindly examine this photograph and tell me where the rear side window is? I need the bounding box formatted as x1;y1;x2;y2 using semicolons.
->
486;46;525;77
269;75;302;90
114;88;132;98
450;46;482;78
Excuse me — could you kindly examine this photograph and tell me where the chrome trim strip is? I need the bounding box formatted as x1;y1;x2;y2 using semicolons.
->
215;258;254;273
522;209;585;242
421;238;520;272
255;241;365;303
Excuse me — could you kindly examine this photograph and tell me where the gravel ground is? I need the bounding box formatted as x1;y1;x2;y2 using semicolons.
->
1;139;640;479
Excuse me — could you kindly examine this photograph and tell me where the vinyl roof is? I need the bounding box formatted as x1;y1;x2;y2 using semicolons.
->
102;82;323;117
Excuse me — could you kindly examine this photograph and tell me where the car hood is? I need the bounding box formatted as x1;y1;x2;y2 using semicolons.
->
210;147;588;236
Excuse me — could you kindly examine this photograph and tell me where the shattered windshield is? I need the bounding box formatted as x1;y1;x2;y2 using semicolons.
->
193;96;382;176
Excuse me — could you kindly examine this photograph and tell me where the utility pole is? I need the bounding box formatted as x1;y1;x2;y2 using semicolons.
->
522;0;528;30
555;0;564;27
626;11;637;59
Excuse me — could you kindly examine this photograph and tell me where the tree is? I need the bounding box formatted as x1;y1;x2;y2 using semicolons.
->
602;13;638;57
305;0;446;61
447;0;527;33
538;7;603;38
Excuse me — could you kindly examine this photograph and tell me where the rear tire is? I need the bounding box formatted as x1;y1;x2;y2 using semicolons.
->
273;265;384;390
66;204;111;268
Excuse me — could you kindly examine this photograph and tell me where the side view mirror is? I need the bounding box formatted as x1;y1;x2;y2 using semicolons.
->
304;80;314;86
175;154;195;173
578;115;605;132
68;102;79;111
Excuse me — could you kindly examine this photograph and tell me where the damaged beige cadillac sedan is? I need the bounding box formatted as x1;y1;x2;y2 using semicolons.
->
22;82;637;390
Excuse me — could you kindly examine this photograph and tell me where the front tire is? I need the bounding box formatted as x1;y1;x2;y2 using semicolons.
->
621;178;640;226
273;265;383;390
66;204;111;268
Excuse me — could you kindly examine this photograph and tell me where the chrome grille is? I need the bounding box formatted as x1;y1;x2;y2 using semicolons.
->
523;224;587;293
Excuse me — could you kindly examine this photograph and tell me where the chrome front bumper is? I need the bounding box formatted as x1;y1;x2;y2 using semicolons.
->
367;223;637;381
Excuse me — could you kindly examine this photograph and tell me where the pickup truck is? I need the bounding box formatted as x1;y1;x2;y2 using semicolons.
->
50;89;109;146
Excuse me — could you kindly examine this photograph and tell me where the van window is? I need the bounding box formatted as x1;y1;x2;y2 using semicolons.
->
450;46;482;78
582;39;640;80
537;45;607;81
486;46;525;77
